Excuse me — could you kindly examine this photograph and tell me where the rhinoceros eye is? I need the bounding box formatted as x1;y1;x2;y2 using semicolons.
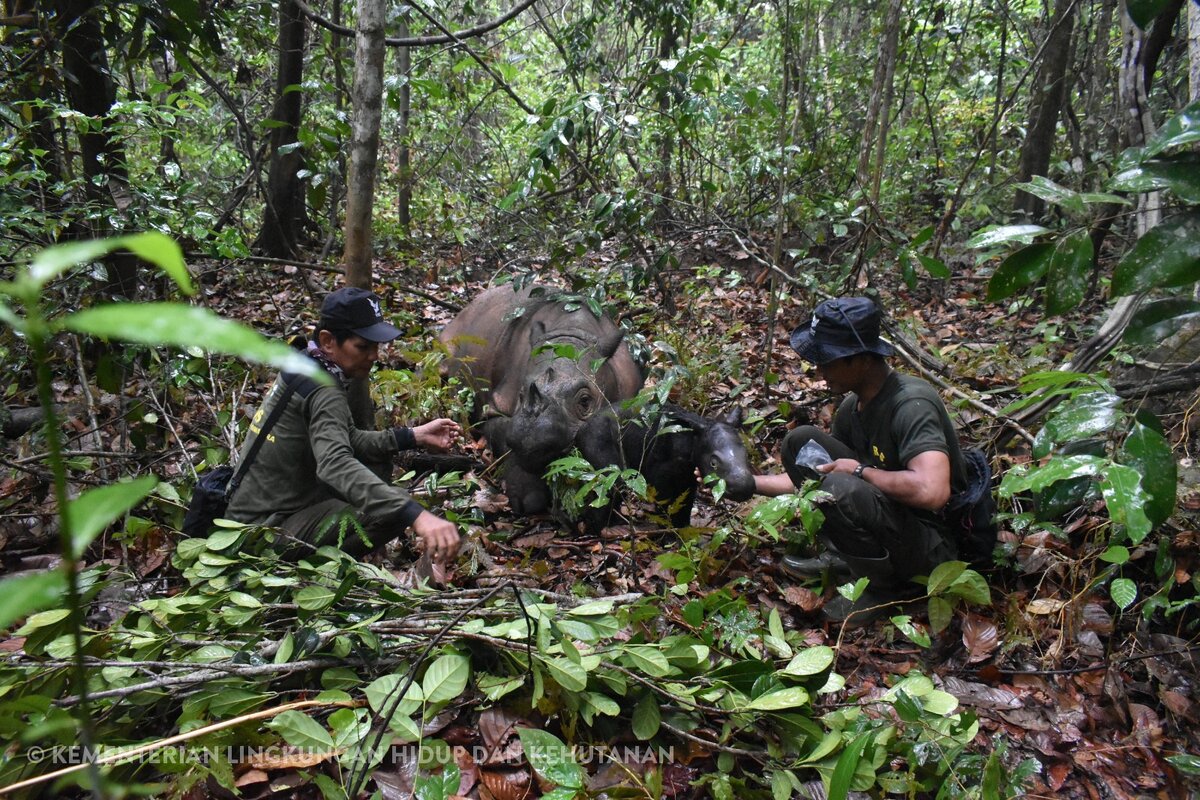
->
576;390;597;418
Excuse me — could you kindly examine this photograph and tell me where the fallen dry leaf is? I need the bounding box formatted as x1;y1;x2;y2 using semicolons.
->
478;766;532;800
783;585;822;612
961;613;999;664
244;746;337;771
1026;597;1067;615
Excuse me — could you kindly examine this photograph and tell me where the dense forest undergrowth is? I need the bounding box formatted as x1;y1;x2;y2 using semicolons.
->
1;235;1199;799
4;0;1200;797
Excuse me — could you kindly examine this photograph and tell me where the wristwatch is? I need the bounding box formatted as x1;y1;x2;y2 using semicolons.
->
853;463;870;479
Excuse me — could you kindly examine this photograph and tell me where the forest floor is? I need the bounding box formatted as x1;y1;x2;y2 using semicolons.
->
3;241;1200;799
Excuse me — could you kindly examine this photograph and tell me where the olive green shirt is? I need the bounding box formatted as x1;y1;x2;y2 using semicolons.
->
225;372;422;529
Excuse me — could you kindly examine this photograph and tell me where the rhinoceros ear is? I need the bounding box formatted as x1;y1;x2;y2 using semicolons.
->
722;406;744;428
594;328;625;360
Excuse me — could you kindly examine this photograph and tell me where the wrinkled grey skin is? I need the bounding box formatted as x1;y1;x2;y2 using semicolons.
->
439;284;643;513
575;404;756;533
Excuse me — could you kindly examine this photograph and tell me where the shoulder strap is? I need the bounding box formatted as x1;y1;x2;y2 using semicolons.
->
227;378;299;495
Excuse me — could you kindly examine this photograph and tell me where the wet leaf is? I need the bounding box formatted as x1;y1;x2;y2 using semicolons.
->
1111;578;1137;610
1109;154;1200;202
1119;423;1177;526
423;653;471;704
986;242;1054;302
961;615;999;664
967;224;1051;249
1045;230;1093;315
1111;211;1200;296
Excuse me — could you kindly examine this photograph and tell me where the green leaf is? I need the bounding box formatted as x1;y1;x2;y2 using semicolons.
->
916;253;950;279
928;596;953;634
1099;464;1153;544
1100;545;1131;564
517;728;585;790
1109;155;1200;202
746;686;810;711
948;570;992;606
1110;577;1137;610
477;673;525;701
620;645;671;678
295;585;336;611
0;572;68;630
1119;423;1177;525
838;577;869;601
206;527;245;551
62;303;329;381
1166;754;1200;775
1111;212;1200;295
927;561;967;595
1045;230;1093;315
365;674;424;717
1124;298;1200;348
422;654;470;704
632;694;661;739
891;615;931;648
25;233;193;296
268;710;334;751
986;243;1054;301
967;224;1051;249
67;476;158;559
1017;176;1085;214
828;731;874;800
1033;392;1124;457
921;689;960;716
1142;99;1200;157
543;656;588;691
782;646;835;677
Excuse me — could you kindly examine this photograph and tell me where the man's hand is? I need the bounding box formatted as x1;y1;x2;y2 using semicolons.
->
413;418;462;452
412;510;461;565
817;458;860;475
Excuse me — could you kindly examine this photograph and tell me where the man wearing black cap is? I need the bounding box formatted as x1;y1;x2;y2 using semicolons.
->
754;297;966;622
226;287;462;566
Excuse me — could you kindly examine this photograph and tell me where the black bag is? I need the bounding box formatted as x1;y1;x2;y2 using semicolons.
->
181;380;299;538
182;465;234;538
945;447;998;568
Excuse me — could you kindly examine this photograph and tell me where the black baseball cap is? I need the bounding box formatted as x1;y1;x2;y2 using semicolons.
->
789;297;894;365
319;287;402;343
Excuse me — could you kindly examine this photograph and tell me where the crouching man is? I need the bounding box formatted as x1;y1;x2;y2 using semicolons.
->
226;287;461;566
754;297;966;623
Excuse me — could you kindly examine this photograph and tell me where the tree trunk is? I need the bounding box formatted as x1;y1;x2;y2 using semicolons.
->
55;0;138;297
343;0;388;430
256;0;308;258
397;12;413;238
1191;0;1200;101
1014;0;1078;218
343;0;387;289
855;0;903;201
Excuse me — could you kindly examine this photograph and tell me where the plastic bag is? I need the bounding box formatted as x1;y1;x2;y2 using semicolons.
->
794;439;833;474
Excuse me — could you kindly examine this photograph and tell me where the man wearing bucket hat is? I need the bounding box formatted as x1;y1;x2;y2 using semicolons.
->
226;286;462;566
754;296;967;623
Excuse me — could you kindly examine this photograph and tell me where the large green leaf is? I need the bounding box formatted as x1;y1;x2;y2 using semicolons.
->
828;731;874;800
267;710;334;751
62;303;328;381
986;243;1053;301
632;694;661;739
1017;176;1086;214
0;572;68;630
1119;423;1177;525
746;687;810;711
1033;392;1124;458
619;644;671;677
517;728;585;790
927;561;967;596
1142;100;1200;158
25;233;193;295
1100;464;1154;544
1045;230;1093;315
422;653;470;704
1124;298;1200;348
66;476;158;559
999;455;1106;497
967;224;1050;250
782;646;834;677
543;656;588;691
1109;155;1200;203
365;674;424;717
1111;212;1200;296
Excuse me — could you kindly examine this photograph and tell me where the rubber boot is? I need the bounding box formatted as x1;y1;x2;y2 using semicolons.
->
780;550;851;580
821;548;909;627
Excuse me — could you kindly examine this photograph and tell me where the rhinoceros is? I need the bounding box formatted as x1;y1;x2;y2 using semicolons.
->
439;283;644;513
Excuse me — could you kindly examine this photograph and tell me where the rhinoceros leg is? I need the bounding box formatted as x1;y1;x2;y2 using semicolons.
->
504;462;552;515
